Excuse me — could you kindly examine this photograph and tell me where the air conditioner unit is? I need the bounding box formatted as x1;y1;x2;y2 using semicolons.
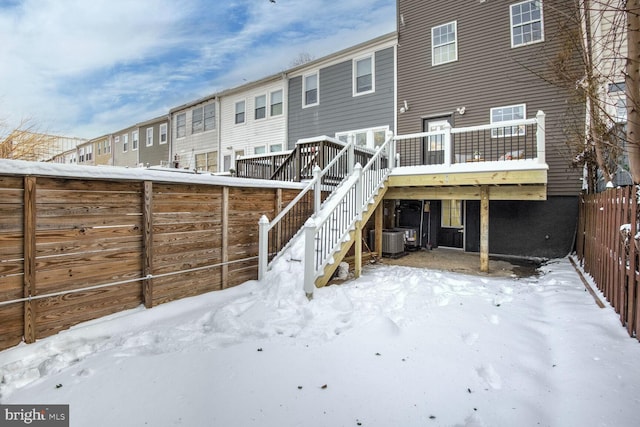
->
381;230;405;257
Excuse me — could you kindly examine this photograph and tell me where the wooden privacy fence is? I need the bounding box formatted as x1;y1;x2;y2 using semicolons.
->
576;186;640;340
0;170;303;351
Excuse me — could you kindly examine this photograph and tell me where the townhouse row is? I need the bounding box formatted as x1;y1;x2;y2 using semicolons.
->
51;0;627;261
53;32;396;174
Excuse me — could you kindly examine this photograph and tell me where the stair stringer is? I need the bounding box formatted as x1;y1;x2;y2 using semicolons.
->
315;181;388;288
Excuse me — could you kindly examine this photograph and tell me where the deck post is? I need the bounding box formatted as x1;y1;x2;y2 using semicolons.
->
355;163;363;219
258;215;269;281
480;185;489;273
443;123;452;167
387;131;395;171
536;110;545;164
355;222;362;278
304;218;317;298
348;134;355;174
375;202;383;255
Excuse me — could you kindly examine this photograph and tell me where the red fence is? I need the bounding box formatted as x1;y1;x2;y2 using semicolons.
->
576;186;639;340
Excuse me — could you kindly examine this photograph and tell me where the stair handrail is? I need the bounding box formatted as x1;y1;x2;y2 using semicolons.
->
303;131;394;296
258;136;359;280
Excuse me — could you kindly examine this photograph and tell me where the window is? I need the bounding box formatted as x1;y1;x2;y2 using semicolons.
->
432;21;457;66
270;89;283;116
354;55;374;95
303;73;318;107
270;144;283;153
204;103;215;131
122;134;128;152
195;150;218;172
223;155;231;172
132;130;138;150
160;124;168;144
235;100;245;124
86;145;92;161
491;104;526;137
510;0;544;47
79;147;85;163
192;107;203;133
146;128;154;147
97;143;101;155
105;140;111;154
255;95;266;120
254;145;266;155
442;200;463;228
176;113;186;138
335;126;389;150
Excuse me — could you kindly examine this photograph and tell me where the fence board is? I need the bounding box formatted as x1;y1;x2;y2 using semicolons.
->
578;186;639;341
0;172;303;350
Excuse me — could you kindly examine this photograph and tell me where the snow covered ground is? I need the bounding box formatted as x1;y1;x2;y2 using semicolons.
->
1;257;640;427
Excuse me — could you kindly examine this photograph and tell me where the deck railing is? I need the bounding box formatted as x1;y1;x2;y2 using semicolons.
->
237;137;377;183
302;133;394;296
395;110;545;167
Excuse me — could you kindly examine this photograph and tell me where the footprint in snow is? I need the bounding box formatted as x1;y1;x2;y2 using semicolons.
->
476;364;502;390
461;332;479;346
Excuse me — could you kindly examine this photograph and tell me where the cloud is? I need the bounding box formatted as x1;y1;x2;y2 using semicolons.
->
0;0;396;138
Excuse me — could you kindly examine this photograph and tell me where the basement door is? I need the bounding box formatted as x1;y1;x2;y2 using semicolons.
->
438;199;464;249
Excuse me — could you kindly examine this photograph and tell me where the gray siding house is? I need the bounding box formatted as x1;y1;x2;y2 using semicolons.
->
112;125;140;168
138;115;170;167
287;32;397;149
393;0;585;259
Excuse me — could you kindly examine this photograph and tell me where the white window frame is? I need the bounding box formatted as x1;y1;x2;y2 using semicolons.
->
235;100;246;124
122;134;128;152
255;94;267;120
132;130;139;151
204;103;215;131
353;54;375;96
490;104;526;138
192;106;203;133
431;21;458;66
270;89;283;116
270;143;283;153
254;145;266;155
176;113;186;138
146;128;154;147
159;123;168;145
303;72;319;107
510;0;544;48
335;126;389;150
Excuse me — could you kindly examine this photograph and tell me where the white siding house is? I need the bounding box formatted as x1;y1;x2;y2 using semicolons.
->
218;74;287;172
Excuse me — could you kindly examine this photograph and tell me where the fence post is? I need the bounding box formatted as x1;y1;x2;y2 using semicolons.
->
258;215;270;281
304;217;317;299
313;165;322;215
536;110;546;164
443;123;452;167
23;176;36;344
142;181;154;308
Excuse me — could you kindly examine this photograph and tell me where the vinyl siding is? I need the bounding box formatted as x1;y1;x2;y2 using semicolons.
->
171;100;218;170
219;79;287;159
138;118;170;167
112;126;138;168
397;0;585;196
287;46;395;147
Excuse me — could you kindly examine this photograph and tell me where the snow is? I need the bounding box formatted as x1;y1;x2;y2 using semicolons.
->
0;159;306;190
390;159;548;177
1;257;640;427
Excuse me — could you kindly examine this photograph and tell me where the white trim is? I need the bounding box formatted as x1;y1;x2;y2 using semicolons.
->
352;53;375;97
270;89;284;117
146;127;154;147
302;72;319;108
431;20;458;66
254;94;267;121
510;0;544;48
490;103;527;138
159;123;168;145
132;130;139;151
234;100;246;125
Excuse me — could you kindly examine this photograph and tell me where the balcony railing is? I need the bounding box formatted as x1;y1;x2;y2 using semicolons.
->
395;110;545;168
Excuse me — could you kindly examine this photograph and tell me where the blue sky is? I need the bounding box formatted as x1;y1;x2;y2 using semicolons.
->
0;0;396;139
